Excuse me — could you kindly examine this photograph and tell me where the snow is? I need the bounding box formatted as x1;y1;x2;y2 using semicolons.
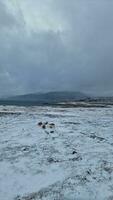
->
0;105;113;200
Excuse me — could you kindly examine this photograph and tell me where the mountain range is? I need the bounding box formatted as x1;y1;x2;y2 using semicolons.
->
0;91;88;106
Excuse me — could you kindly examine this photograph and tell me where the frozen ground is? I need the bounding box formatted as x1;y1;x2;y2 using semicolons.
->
0;105;113;200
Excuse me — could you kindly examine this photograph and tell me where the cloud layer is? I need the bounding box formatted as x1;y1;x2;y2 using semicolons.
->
0;0;113;97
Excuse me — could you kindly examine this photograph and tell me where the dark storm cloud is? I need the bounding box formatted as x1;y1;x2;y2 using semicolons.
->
52;0;113;94
0;1;16;28
0;0;113;97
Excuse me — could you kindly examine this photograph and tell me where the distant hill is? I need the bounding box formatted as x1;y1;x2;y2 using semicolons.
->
0;91;88;106
6;91;88;102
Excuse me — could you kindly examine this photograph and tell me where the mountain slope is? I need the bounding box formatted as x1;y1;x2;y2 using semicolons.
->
6;91;87;103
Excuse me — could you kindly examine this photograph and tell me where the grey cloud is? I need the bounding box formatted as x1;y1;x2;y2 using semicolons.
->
0;1;17;29
0;0;113;97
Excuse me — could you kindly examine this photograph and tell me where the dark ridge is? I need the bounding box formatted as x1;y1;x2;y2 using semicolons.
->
0;91;88;106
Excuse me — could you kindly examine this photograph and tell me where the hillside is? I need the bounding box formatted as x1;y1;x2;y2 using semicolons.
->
0;91;88;106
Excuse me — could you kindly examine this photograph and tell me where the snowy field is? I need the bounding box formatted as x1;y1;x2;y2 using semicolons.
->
0;105;113;200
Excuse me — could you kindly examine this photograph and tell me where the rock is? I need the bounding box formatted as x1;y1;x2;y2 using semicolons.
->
38;122;43;126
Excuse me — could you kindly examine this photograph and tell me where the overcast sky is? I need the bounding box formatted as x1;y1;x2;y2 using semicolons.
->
0;0;113;97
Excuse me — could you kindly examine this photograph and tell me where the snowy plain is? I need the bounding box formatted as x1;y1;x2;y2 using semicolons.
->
0;105;113;200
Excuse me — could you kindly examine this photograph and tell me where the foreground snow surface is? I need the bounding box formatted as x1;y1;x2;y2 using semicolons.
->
0;106;113;200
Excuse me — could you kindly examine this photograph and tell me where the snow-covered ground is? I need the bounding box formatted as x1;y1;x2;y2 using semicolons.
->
0;105;113;200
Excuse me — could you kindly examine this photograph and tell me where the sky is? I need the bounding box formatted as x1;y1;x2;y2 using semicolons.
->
0;0;113;97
